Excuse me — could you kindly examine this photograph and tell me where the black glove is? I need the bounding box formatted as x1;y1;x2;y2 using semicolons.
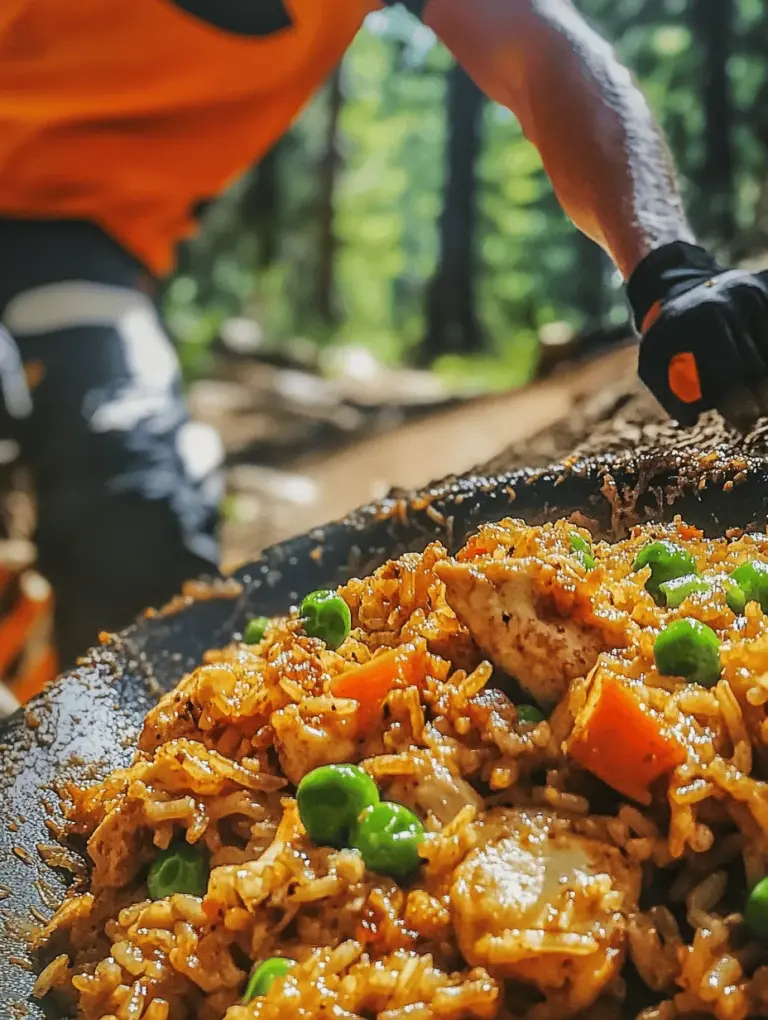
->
627;241;768;428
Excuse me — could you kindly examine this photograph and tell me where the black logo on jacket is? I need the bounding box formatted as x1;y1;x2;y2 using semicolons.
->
169;0;293;37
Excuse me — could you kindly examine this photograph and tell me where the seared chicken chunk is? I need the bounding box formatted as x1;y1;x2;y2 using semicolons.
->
435;558;625;705
450;808;640;1014
271;702;359;785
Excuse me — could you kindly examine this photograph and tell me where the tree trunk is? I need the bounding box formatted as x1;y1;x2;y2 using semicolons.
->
574;231;607;327
420;64;485;364
315;66;344;328
241;140;283;269
690;0;736;245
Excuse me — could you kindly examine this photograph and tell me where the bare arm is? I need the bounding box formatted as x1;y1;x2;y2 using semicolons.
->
423;0;694;279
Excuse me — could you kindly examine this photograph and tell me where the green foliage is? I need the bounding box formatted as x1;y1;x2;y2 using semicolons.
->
167;3;768;385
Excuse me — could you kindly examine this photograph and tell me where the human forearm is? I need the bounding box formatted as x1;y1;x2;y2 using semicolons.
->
424;0;694;278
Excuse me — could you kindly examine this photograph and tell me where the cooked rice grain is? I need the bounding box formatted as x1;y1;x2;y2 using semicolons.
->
43;517;768;1019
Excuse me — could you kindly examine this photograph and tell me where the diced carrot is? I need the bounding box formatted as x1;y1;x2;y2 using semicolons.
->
202;897;225;923
330;643;427;728
456;535;494;561
568;673;685;805
677;523;703;541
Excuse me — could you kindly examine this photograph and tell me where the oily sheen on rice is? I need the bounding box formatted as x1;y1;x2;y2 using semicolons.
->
34;517;768;1019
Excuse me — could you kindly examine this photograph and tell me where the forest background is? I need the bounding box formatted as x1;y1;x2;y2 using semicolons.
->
167;0;768;395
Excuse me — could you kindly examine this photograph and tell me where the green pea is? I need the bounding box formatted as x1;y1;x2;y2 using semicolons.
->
243;957;296;1002
350;801;424;881
724;579;747;615
516;704;545;724
659;574;711;608
633;541;697;602
746;878;768;939
569;533;591;555
243;616;269;644
299;589;351;650
569;532;595;572
574;550;596;571
147;840;209;900
709;575;748;615
730;560;768;613
659;573;747;615
297;763;380;847
653;618;721;688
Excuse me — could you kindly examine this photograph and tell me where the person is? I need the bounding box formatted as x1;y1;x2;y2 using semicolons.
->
1;0;767;666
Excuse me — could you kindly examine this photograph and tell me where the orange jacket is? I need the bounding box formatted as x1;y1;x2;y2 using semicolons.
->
0;0;389;275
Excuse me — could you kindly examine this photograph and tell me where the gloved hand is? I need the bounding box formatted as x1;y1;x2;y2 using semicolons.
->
627;241;768;429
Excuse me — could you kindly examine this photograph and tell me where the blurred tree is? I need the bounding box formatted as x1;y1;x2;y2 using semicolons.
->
689;0;736;245
574;233;609;326
165;2;768;389
421;65;485;362
315;67;344;327
240;140;284;270
732;0;768;258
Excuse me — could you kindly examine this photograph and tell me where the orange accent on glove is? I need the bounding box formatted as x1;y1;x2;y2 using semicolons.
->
641;300;664;334
667;351;703;405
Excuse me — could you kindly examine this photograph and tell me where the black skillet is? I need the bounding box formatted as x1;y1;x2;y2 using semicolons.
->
2;446;768;1017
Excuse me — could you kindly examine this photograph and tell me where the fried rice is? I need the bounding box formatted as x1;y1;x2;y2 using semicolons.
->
34;516;768;1019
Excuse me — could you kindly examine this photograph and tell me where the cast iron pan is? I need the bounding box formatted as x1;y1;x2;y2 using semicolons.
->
2;446;768;1017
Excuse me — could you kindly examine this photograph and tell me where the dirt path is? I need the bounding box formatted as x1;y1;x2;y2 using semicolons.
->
220;344;636;567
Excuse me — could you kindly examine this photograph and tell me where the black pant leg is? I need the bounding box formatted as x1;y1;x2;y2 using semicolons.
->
7;288;222;667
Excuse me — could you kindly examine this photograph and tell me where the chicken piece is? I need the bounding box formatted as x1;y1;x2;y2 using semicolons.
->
271;702;359;786
383;750;485;824
87;800;152;888
450;808;640;1015
435;558;625;706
